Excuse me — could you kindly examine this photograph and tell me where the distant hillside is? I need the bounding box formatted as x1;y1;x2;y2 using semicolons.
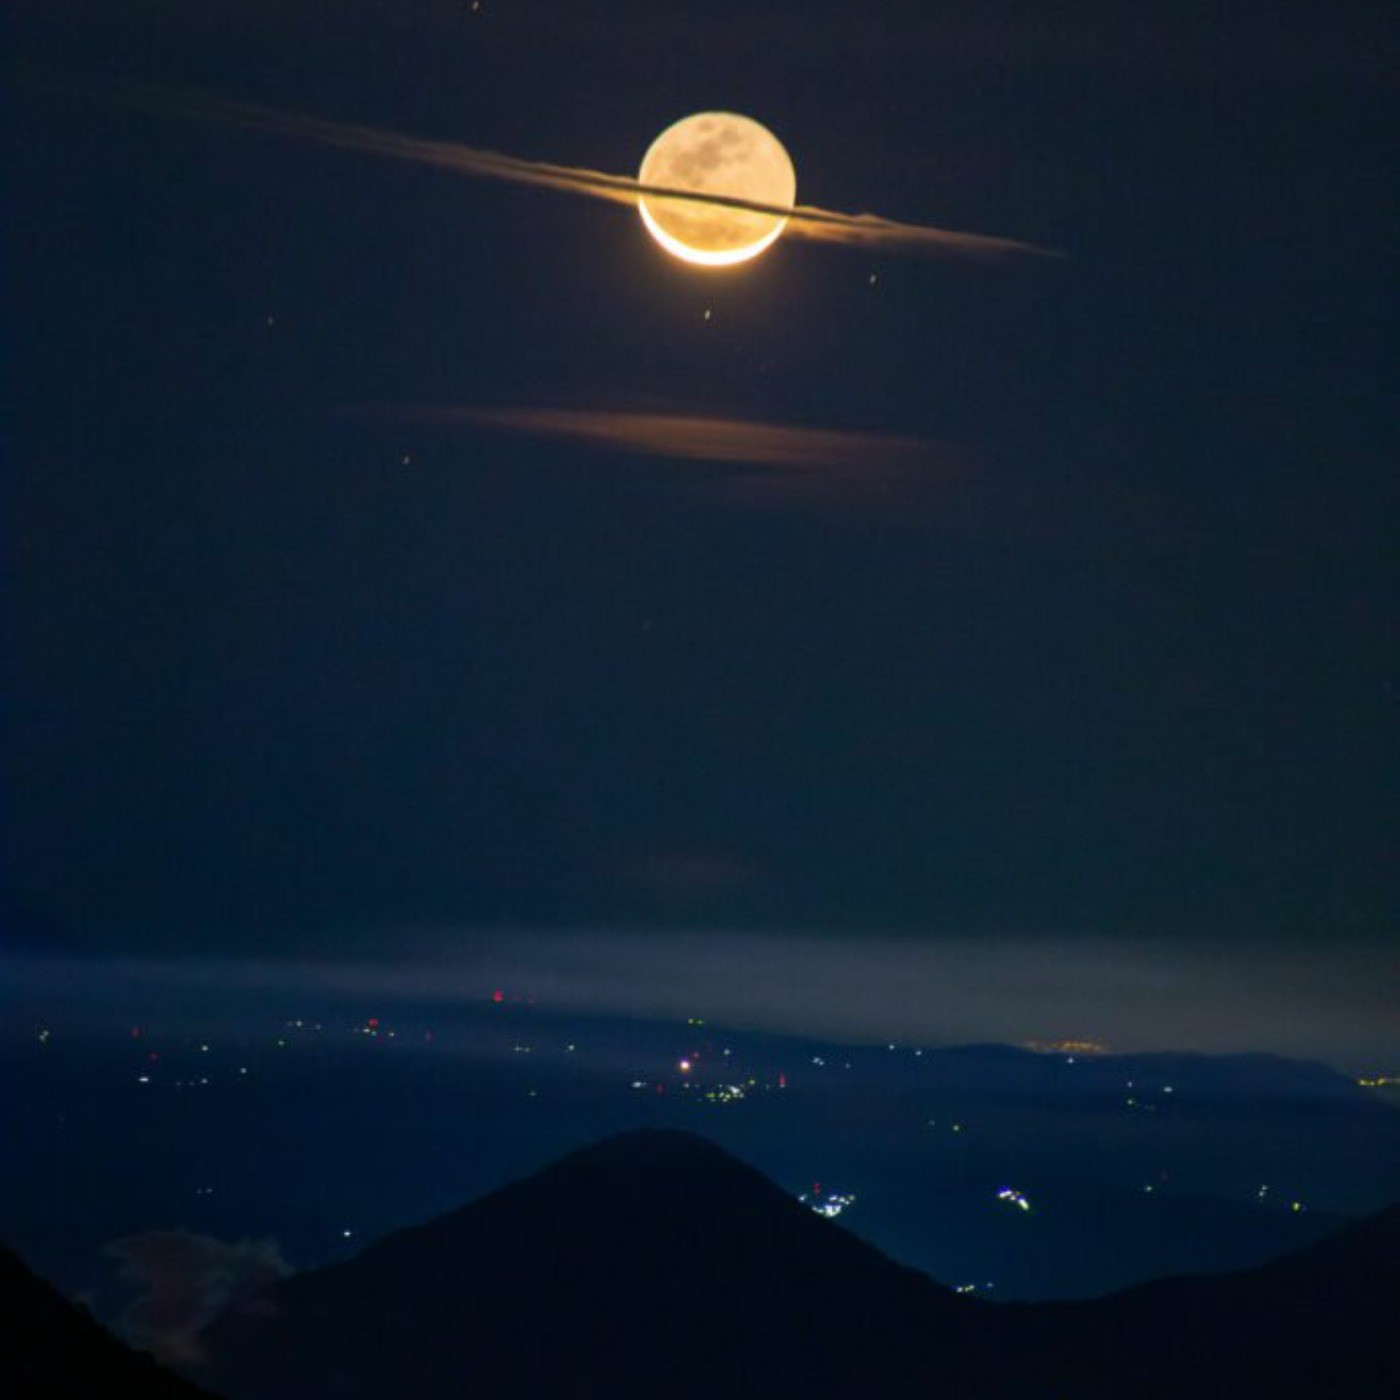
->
1012;1202;1400;1398
194;1128;1399;1399
199;1129;992;1399
9;1025;1393;1303
0;1245;223;1400
11;1130;1392;1398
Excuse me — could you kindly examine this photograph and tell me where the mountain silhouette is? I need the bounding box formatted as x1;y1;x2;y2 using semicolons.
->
174;1131;1400;1398
0;1245;224;1400
198;1128;989;1399
1018;1201;1400;1398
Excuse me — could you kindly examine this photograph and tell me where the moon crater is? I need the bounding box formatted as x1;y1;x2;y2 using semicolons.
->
638;112;797;267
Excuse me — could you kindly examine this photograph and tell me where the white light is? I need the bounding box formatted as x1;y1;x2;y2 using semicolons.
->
803;1190;857;1220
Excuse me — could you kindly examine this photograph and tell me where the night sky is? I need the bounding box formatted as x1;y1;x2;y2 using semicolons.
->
4;0;1398;1322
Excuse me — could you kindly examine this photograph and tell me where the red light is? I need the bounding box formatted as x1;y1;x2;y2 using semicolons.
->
492;990;504;1004
367;1018;379;1028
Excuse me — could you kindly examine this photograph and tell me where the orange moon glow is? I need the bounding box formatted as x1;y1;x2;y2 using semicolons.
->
637;112;797;268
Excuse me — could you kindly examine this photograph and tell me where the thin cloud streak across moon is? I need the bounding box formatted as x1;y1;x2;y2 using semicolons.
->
111;85;1057;261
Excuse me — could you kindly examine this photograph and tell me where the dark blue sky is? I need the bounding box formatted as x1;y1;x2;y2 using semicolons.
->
8;1;1397;978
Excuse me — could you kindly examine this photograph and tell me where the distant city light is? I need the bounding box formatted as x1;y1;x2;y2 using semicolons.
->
703;1083;749;1104
1023;1039;1110;1056
800;1189;857;1220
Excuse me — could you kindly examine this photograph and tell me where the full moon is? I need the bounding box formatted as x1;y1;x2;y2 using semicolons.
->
637;113;797;268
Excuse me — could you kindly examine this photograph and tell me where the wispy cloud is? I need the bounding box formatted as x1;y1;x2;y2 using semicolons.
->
93;84;1057;261
375;403;964;515
400;404;941;472
106;1231;292;1365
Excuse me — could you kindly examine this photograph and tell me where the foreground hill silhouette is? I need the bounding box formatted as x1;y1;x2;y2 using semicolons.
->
1014;1202;1400;1398
188;1129;1396;1399
0;1245;223;1400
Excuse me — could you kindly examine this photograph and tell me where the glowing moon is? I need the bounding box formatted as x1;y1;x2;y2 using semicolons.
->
638;112;797;268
